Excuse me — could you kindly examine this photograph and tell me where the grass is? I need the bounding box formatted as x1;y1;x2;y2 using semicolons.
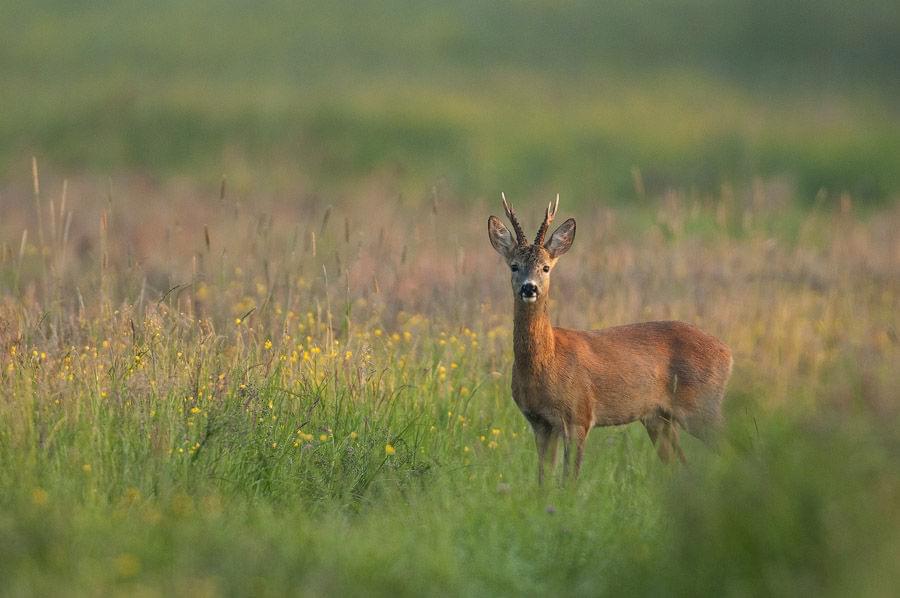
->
0;167;898;595
2;1;899;202
3;4;898;593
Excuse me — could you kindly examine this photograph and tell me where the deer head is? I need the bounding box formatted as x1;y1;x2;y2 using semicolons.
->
487;193;576;304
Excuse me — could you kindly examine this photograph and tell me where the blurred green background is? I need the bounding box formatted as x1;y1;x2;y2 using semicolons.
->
2;0;899;202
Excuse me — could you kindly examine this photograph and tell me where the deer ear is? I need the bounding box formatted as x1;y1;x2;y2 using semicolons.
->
545;218;576;258
488;215;516;257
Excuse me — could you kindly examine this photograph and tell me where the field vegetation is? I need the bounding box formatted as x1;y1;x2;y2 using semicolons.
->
1;169;898;595
2;1;900;595
3;1;899;201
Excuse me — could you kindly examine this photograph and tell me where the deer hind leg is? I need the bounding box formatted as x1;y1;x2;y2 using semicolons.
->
663;417;687;464
642;415;670;463
643;413;681;464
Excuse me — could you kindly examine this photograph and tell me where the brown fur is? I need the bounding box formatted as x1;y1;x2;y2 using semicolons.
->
489;199;732;483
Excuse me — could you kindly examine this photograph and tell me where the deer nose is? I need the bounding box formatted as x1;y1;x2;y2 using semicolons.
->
520;282;538;297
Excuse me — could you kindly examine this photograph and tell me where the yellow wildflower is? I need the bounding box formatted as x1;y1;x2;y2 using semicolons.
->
31;488;49;506
115;553;141;578
384;443;396;456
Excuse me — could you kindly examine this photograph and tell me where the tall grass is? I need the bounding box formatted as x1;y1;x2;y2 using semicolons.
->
0;169;898;595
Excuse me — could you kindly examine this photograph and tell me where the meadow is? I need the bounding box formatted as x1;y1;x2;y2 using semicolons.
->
3;1;900;595
3;1;900;201
0;167;898;596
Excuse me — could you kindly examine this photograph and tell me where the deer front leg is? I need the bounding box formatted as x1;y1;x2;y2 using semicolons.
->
573;425;589;479
562;423;589;482
533;423;558;486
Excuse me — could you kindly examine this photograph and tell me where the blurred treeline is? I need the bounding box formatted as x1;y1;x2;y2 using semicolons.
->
2;0;898;203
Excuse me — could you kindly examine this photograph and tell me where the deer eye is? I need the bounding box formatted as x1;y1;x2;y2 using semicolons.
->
542;265;550;273
510;264;519;272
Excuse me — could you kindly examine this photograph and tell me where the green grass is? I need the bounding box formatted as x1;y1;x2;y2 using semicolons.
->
2;3;899;587
2;353;897;596
2;1;899;202
1;174;898;595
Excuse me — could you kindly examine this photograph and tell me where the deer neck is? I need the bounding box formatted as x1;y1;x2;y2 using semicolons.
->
513;295;555;372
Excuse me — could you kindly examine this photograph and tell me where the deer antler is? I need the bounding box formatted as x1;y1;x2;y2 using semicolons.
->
501;192;528;247
533;194;559;246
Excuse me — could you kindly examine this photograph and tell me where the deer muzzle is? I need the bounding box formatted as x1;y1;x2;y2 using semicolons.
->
519;282;539;303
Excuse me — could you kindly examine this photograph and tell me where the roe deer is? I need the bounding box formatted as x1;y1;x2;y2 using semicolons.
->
488;194;732;483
